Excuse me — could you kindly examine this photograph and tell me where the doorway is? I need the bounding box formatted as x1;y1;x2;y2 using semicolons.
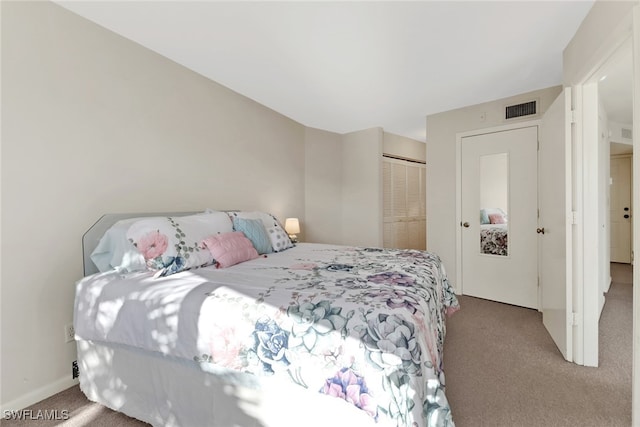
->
578;35;634;368
599;37;633;276
611;152;632;264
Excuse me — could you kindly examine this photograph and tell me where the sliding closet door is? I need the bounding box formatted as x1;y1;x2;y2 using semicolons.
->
383;157;426;250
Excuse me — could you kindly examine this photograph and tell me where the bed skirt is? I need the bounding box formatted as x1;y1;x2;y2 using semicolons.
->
77;340;381;427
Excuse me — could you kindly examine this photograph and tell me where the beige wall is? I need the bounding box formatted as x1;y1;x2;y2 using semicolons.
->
598;102;610;308
425;86;562;287
305;127;402;247
1;1;306;409
304;127;343;244
341;128;383;247
563;1;636;85
383;132;426;163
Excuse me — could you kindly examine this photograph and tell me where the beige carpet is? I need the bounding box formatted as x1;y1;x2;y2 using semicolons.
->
444;263;633;427
1;385;149;427
3;264;632;427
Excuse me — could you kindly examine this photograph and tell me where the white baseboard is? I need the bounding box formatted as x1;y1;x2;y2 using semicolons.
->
604;275;612;293
599;293;606;320
0;376;79;413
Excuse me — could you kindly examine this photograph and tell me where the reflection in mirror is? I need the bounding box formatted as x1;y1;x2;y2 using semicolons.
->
479;152;509;256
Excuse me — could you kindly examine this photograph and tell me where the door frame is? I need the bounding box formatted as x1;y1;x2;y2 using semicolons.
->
573;13;636;369
569;2;638;419
455;120;540;300
633;7;639;422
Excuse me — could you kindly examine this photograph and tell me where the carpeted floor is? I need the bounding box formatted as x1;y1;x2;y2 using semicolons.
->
1;385;149;427
444;262;633;426
3;264;632;427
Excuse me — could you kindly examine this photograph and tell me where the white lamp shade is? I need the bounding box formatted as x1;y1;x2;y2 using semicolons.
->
284;218;300;234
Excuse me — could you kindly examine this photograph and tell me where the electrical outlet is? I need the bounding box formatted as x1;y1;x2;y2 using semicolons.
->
64;323;75;343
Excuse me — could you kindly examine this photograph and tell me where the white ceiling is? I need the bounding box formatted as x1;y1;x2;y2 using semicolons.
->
55;1;597;142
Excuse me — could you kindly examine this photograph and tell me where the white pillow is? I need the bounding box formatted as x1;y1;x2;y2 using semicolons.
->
226;211;293;252
126;212;233;277
90;217;151;273
266;225;294;252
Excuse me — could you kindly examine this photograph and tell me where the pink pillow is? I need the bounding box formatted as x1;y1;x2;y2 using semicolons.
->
202;232;259;268
488;213;506;224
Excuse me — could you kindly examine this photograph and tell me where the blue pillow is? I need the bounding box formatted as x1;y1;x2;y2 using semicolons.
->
232;217;273;254
480;209;490;225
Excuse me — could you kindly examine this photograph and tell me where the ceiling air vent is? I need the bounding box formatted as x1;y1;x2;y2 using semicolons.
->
505;100;537;120
621;128;632;140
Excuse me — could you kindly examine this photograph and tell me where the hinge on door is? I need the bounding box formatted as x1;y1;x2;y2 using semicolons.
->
570;110;578;124
570;211;579;225
570;312;580;326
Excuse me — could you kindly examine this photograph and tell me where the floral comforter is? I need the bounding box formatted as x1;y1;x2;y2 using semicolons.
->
75;243;459;427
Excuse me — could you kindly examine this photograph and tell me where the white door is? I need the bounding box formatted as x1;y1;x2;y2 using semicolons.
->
461;126;539;309
611;155;632;263
539;89;573;362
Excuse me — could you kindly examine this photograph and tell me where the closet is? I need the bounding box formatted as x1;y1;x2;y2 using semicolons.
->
383;156;426;250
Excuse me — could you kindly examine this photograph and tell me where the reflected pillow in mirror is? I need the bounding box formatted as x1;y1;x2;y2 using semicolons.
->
488;213;506;224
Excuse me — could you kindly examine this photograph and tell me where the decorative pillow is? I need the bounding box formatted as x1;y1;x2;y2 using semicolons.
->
227;211;292;252
488;213;506;224
126;212;233;277
232;217;273;254
202;232;259;268
480;209;490;225
266;225;294;252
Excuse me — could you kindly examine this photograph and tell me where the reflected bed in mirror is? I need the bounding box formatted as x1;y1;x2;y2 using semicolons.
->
480;208;508;255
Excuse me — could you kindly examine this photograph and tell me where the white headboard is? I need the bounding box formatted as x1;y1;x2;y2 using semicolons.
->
82;211;202;277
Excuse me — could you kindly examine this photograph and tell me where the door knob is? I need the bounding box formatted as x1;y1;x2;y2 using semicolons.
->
463;222;470;228
536;227;545;234
624;214;630;219
624;207;629;211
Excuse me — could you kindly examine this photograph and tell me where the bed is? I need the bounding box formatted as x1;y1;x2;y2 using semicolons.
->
74;210;459;427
